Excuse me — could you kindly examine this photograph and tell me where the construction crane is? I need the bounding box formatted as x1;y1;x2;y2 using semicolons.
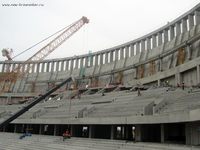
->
0;16;89;94
2;48;13;61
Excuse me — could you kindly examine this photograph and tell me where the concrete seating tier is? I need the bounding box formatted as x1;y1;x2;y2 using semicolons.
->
0;132;199;150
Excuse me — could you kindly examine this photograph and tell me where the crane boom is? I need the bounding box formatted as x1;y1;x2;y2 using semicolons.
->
0;16;89;93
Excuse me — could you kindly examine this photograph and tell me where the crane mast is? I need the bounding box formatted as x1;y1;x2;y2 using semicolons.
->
0;16;89;93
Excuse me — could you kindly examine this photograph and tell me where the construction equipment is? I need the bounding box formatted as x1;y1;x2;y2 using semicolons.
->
0;77;73;129
2;48;13;61
0;16;89;94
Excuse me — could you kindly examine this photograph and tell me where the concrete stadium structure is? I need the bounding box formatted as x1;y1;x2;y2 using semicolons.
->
1;2;200;149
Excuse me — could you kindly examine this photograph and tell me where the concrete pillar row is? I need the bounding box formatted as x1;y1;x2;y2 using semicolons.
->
158;32;163;46
170;26;175;40
70;59;74;71
188;14;194;30
195;11;200;25
182;18;188;32
152;35;157;48
130;44;134;56
175;22;181;36
136;42;140;54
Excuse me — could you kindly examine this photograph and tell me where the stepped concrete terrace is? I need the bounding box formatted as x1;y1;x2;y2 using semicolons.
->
1;2;200;147
0;132;200;150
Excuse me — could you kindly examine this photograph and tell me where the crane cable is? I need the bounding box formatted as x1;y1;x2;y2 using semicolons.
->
12;23;72;60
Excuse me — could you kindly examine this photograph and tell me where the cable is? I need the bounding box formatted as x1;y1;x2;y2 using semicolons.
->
12;24;71;59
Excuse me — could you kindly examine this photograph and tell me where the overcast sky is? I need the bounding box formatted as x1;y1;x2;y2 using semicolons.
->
0;0;199;61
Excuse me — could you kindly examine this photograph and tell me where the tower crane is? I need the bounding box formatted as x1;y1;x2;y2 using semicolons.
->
0;16;89;94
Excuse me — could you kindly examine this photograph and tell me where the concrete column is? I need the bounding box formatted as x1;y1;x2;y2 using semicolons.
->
110;125;115;139
115;49;119;61
170;26;175;40
175;22;181;35
95;55;98;66
136;42;140;54
141;40;145;51
164;29;169;42
161;124;165;143
39;124;42;134
36;63;40;73
195;11;200;25
54;125;57;136
197;65;200;84
91;55;94;66
51;61;55;72
120;48;124;59
100;53;103;65
65;60;69;70
14;124;17;133
135;125;141;142
85;57;88;67
110;51;114;62
125;46;129;57
152;35;157;48
182;19;188;32
75;58;79;69
130;44;134;56
89;125;94;138
105;52;108;64
46;62;50;72
158;32;163;46
157;79;161;87
56;61;59;71
1;63;5;72
147;38;151;50
41;63;45;72
186;45;191;60
175;72;181;85
188;14;194;30
70;59;74;71
159;59;163;71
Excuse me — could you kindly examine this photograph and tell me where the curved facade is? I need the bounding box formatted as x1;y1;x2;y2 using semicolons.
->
1;3;200;92
1;3;200;146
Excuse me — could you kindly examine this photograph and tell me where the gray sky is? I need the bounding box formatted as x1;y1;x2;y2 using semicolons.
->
0;0;199;61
